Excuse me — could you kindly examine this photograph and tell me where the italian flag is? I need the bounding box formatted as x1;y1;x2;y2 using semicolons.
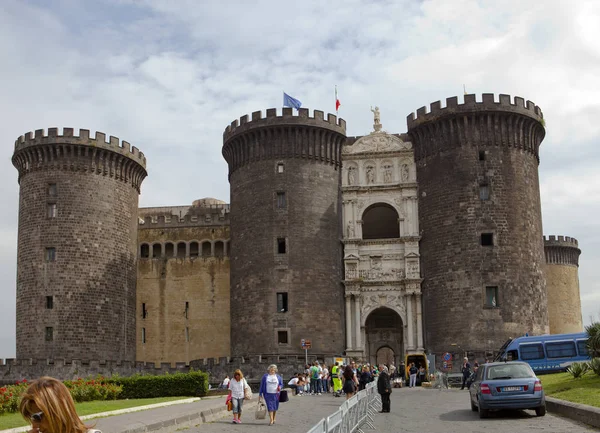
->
335;86;341;111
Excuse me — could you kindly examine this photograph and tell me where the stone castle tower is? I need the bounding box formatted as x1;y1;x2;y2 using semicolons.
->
407;94;549;356
222;108;346;356
544;235;583;334
11;128;147;361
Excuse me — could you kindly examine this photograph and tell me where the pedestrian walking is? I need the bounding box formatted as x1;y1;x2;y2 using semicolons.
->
19;376;102;433
377;365;392;413
342;365;359;399
460;357;472;390
408;362;418;388
228;369;247;424
259;364;283;426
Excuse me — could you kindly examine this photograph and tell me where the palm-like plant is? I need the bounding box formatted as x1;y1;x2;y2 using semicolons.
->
585;322;600;358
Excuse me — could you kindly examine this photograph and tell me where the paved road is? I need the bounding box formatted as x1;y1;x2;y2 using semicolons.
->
373;387;597;433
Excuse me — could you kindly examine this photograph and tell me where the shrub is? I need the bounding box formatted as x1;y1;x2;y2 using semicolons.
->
589;358;600;376
64;377;122;402
567;362;589;378
107;371;209;399
0;380;28;415
586;322;600;357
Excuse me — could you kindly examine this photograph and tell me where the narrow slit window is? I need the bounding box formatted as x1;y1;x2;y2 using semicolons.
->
277;238;286;254
48;183;57;197
485;286;498;307
480;184;490;200
46;296;53;309
479;150;486;161
185;301;189;319
142;328;146;344
185;327;190;342
481;233;494;246
276;192;286;209
277;163;284;173
45;327;53;342
277;292;288;312
142;303;148;319
45;247;56;262
277;330;288;344
47;203;57;218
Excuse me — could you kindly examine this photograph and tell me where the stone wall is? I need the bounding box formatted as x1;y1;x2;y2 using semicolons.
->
137;204;230;364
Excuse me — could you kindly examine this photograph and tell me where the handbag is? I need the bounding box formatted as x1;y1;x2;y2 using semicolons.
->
226;394;232;411
255;399;267;419
244;379;253;400
278;389;289;403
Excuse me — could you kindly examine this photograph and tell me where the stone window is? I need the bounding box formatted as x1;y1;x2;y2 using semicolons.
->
479;150;486;161
48;183;57;197
485;286;498;308
276;192;286;209
142;328;146;344
165;242;175;258
481;233;494;246
362;203;400;240
185;301;189;319
152;243;162;258
47;203;57;218
215;241;224;257
140;244;149;258
45;247;56;262
45;327;53;342
277;163;284;173
480;184;490;200
46;296;53;309
277;292;288;312
142;303;148;319
189;242;199;258
177;242;186;258
277;238;287;254
277;330;289;344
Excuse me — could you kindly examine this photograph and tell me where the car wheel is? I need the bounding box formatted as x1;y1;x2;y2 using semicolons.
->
470;398;477;412
535;405;546;417
478;401;489;419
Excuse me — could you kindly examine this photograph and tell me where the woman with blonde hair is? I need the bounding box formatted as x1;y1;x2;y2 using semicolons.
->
228;369;248;424
19;376;101;433
258;364;283;425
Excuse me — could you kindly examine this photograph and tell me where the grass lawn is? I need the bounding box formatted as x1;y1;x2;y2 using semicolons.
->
0;396;188;430
540;371;600;408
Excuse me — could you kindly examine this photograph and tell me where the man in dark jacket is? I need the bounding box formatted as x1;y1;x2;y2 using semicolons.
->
377;365;392;413
460;357;471;390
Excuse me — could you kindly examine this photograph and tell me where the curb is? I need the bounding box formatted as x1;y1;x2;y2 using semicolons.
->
546;396;600;429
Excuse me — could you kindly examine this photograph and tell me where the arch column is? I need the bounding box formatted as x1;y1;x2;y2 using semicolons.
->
345;294;352;349
416;294;424;351
354;295;362;350
407;293;415;352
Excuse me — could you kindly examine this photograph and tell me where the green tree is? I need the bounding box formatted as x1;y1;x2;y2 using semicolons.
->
585;322;600;357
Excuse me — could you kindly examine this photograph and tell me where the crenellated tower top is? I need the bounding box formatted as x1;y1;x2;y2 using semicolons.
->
406;93;546;163
544;235;581;266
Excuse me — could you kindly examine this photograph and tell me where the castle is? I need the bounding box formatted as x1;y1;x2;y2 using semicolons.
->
8;93;583;375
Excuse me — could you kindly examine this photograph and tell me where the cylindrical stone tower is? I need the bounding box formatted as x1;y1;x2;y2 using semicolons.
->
222;107;346;356
544;235;583;334
407;94;548;357
12;128;147;361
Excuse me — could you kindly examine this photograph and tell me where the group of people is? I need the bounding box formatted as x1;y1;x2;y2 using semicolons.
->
461;357;485;390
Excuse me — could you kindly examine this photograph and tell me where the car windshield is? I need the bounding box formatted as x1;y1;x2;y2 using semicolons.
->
485;364;534;380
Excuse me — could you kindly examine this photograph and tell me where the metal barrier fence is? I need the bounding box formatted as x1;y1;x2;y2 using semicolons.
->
307;382;381;433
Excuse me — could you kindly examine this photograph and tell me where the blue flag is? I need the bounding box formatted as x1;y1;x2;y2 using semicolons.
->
283;92;302;110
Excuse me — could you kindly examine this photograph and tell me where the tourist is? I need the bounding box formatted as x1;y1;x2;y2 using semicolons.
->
19;376;102;433
408;362;418;388
418;365;426;385
460;357;472;390
389;363;396;379
221;375;230;389
259;364;283;425
287;374;301;395
342;365;358;399
228;369;246;424
359;365;371;391
377;365;392;413
399;360;406;384
321;364;330;393
310;361;321;395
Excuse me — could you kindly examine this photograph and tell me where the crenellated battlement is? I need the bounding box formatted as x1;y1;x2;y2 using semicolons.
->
407;93;543;129
544;235;581;266
223;107;346;140
406;93;546;162
139;204;230;228
222;107;347;177
14;127;146;167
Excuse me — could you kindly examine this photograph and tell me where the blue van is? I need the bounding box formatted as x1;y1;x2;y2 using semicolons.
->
494;332;589;374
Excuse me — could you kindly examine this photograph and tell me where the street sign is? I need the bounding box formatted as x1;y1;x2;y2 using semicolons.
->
442;361;452;371
443;352;452;362
301;339;312;349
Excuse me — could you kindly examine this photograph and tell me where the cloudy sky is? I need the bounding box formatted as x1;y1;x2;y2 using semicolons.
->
1;0;599;358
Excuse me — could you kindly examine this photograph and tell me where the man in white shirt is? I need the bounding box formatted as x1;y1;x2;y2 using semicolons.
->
221;375;230;389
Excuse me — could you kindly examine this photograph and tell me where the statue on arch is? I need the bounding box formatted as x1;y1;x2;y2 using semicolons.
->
371;106;382;132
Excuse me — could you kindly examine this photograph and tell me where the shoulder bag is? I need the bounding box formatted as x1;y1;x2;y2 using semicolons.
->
244;378;253;400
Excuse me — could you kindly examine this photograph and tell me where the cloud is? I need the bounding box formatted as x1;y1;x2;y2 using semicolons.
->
0;0;599;357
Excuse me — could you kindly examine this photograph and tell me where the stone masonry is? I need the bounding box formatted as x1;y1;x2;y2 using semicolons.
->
544;235;583;334
11;128;147;361
407;94;549;359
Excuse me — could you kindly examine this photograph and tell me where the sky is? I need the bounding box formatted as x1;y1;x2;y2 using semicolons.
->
1;0;599;358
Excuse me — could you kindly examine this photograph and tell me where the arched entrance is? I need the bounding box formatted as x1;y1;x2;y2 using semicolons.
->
365;307;403;367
